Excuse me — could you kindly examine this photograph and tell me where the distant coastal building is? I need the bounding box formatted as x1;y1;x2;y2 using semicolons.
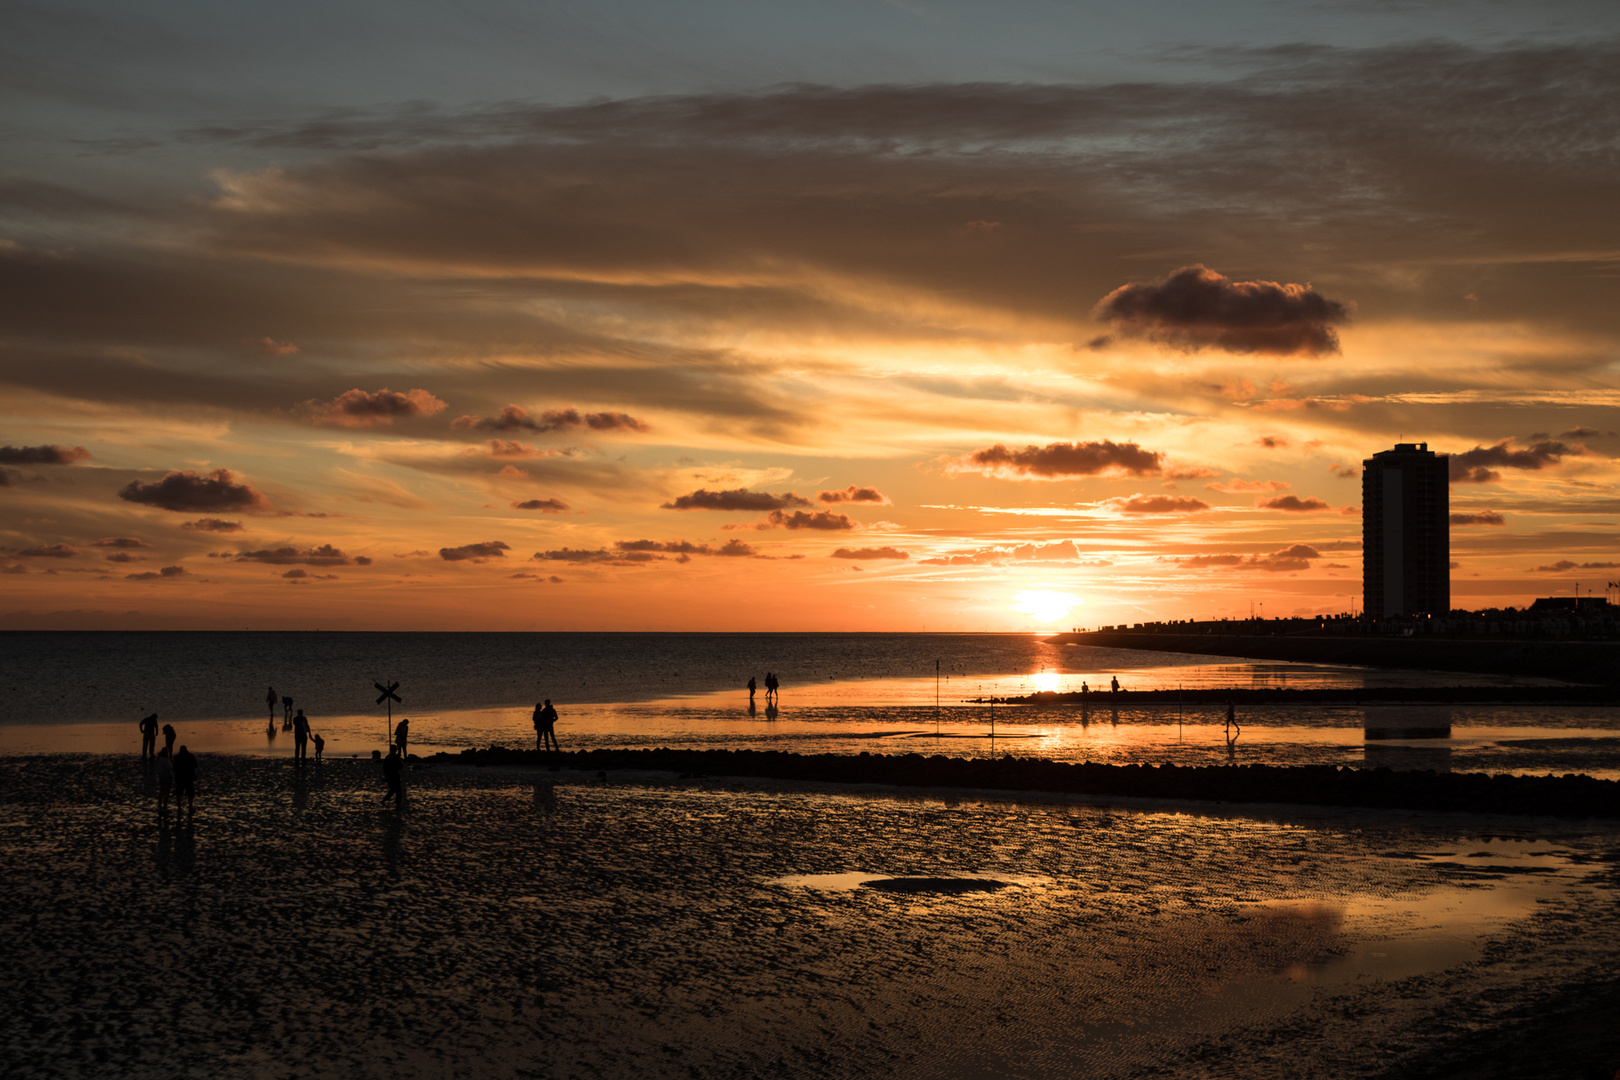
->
1362;442;1449;617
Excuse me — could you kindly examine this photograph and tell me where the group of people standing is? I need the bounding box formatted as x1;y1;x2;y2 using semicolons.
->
746;672;780;703
266;686;325;762
138;712;197;816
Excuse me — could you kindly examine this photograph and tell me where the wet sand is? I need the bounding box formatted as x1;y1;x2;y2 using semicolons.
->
2;753;1618;1079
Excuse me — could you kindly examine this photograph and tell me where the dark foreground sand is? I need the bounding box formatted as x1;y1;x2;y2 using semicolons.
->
2;753;1618;1079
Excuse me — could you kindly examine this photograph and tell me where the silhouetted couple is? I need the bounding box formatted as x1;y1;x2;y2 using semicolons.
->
533;699;559;751
763;672;780;703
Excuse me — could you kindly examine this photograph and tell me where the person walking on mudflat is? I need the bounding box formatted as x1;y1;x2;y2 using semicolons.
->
173;745;198;816
293;709;311;762
139;713;159;759
534;699;559;752
747;676;756;702
162;722;177;758
266;686;278;724
394;717;409;758
381;744;404;810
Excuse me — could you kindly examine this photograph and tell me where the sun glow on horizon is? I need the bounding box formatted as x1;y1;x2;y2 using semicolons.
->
1011;590;1081;625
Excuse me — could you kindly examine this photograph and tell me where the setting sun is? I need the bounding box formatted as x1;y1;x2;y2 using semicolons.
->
1011;590;1081;625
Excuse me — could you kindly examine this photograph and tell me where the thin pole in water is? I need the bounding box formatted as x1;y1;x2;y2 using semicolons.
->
1178;684;1183;742
936;658;941;734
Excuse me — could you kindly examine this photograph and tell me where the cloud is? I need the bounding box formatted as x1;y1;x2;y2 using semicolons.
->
1257;436;1288;449
1105;494;1211;515
1178;544;1323;573
126;565;186;580
662;488;811;511
919;540;1092;566
308;388;447;427
1557;427;1607;439
1093;265;1349;356
533;547;617;563
439;541;511;561
511;498;570;512
950;440;1162;480
831;546;909;560
104;552;142;563
818;485;890;505
16;543;77;558
754;509;856;530
1205;479;1289;494
1329;464;1359;479
1449;439;1585;484
1256;495;1333;512
234;544;353;566
181;518;244;532
452;405;649;433
1532;560;1620;572
118;469;272;513
92;537;150;549
253;337;300;356
1450;511;1506;526
0;445;92;465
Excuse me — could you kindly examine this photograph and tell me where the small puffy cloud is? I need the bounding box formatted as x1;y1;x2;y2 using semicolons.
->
950;440;1162;480
831;547;910;560
1450;511;1506;526
1257;436;1289;449
355;556;372;565
182;518;244;533
1256;495;1333;512
127;565;186;580
486;440;538;458
818;485;890;505
453;405;649;434
1205;479;1289;494
1093;265;1349;356
533;547;616;563
282;569;307;579
439;541;511;562
235;544;352;566
104;552;142;563
16;543;77;558
1532;560;1620;572
1329;463;1359;479
1105;494;1211;515
511;498;570;512
0;445;92;465
715;539;757;557
118;469;272;514
755;509;856;530
93;537;150;549
253;337;300;356
1449;439;1584;484
662;488;811;511
308;388;447;428
1179;553;1246;568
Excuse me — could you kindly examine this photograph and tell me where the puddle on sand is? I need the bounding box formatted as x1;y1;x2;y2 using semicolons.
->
773;871;1030;894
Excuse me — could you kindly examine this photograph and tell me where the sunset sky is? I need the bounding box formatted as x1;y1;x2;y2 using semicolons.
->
2;0;1617;631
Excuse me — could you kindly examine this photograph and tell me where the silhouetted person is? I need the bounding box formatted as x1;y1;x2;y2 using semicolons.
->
1225;700;1241;759
394;717;409;758
173;745;197;815
312;732;324;762
282;695;294;724
382;744;403;810
266;686;278;724
747;676;756;701
155;746;173;815
139;713;159;759
765;672;779;702
162;722;177;757
1110;676;1120;695
1081;681;1089;695
535;700;559;752
293;709;311;761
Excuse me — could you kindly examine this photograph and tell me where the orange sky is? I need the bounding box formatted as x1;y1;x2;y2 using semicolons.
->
2;5;1617;630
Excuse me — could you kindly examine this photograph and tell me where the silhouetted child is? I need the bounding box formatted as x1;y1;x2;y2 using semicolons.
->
382;744;403;809
312;732;324;762
139;713;158;759
162;722;177;757
394;717;409;758
173;745;197;815
154;746;173;815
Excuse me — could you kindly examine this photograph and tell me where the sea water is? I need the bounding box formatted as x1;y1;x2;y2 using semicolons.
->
2;631;1616;777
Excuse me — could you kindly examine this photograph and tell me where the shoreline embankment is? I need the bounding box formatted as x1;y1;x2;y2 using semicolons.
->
1000;685;1618;706
436;746;1620;819
1050;631;1620;687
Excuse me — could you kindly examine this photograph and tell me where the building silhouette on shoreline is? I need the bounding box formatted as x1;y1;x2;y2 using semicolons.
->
1362;442;1449;617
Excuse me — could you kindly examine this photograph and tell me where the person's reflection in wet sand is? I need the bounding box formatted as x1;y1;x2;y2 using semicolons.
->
533;782;556;812
1110;705;1119;726
291;764;309;810
382;744;404;811
765;700;778;721
1080;702;1090;726
1226;701;1242;761
155;814;173;870
174;819;197;876
380;815;405;873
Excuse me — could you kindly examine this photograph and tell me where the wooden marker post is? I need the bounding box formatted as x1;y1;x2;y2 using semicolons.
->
375;680;401;745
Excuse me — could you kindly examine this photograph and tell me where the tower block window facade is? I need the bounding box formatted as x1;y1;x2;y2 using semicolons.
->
1362;442;1450;617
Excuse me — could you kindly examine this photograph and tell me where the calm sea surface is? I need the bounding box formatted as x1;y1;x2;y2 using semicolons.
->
3;631;1616;777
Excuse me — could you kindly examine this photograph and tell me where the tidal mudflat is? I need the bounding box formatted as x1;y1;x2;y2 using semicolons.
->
2;754;1617;1079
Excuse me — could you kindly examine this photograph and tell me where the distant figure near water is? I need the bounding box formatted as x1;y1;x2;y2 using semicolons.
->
266;686;278;724
394;717;410;758
381;744;403;810
1225;700;1241;759
162;722;177;757
764;672;779;703
534;700;559;752
139;713;159;759
173;745;197;815
747;676;756;701
282;695;294;726
1110;676;1120;697
293;709;311;762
